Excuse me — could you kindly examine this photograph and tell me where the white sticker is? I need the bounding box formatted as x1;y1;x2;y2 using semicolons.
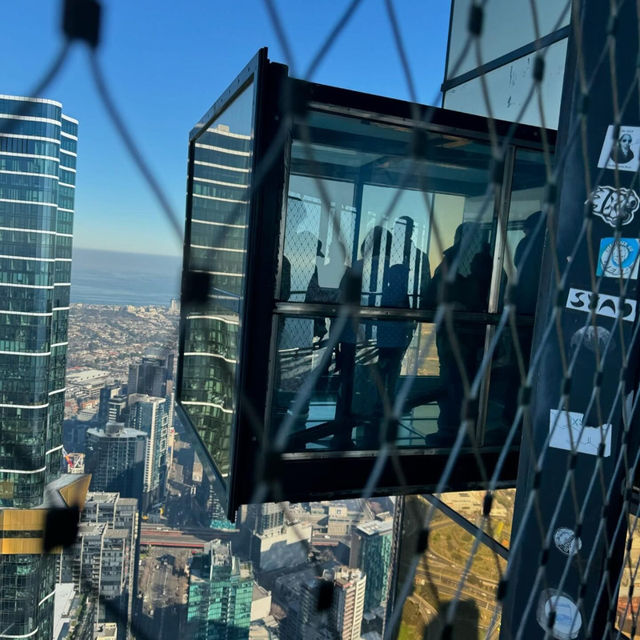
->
566;287;637;322
597;125;640;173
597;237;640;279
549;410;612;457
587;185;639;227
570;325;612;354
537;590;582;640
553;528;582;556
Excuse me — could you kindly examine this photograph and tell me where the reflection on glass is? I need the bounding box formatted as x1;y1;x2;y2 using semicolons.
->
444;39;569;129
446;0;570;79
272;315;488;452
485;149;546;442
398;492;514;640
280;110;495;312
617;514;640;635
276;109;535;451
180;81;255;482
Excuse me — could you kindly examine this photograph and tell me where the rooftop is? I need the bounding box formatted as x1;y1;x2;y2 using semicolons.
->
85;492;118;504
95;623;118;640
104;529;128;539
330;566;364;587
87;425;147;439
84;492;138;509
355;519;393;537
78;522;107;537
253;582;271;600
128;393;166;404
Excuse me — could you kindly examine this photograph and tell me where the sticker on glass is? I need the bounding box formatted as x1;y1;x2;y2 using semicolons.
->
536;590;582;640
587;186;639;227
597;125;640;172
570;326;612;354
549;409;612;457
596;237;640;279
553;528;582;556
566;287;637;322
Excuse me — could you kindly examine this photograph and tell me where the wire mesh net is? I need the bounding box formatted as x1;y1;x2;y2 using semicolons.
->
3;0;640;639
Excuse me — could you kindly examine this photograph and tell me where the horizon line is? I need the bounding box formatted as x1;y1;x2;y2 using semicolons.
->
73;246;182;259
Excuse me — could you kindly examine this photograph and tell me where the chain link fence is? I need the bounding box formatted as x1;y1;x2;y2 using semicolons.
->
3;1;640;639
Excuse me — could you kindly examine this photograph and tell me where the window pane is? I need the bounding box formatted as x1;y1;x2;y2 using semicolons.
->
616;513;640;635
271;314;488;452
446;0;569;79
180;80;255;483
280;110;496;312
484;148;546;443
397;492;514;639
443;39;568;129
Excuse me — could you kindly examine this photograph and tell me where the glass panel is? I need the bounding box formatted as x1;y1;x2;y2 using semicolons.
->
397;492;514;639
616;513;640;635
272;314;487;452
446;0;570;78
443;38;568;129
280;109;496;312
180;80;255;483
484;148;547;443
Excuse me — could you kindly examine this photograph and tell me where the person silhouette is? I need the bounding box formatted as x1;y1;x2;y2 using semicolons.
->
425;222;492;447
500;210;545;430
370;218;419;436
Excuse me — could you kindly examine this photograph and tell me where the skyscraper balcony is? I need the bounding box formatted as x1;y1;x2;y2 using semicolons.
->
176;49;555;519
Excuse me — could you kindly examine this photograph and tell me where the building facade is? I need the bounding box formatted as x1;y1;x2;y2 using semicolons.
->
330;567;366;640
350;518;393;612
80;491;139;630
0;95;78;640
128;348;174;450
85;422;147;499
187;540;253;640
98;383;124;426
178;107;253;485
127;393;169;510
248;504;312;573
128;347;174;399
58;492;138;640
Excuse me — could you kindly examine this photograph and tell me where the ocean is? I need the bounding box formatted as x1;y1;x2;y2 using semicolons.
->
70;248;182;307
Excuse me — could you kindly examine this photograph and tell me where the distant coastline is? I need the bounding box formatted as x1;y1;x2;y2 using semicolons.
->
70;247;181;307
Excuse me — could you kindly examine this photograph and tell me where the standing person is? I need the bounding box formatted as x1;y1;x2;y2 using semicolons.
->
368;216;427;446
500;211;545;429
425;222;491;446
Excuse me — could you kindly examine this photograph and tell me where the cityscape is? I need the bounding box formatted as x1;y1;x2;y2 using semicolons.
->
3;2;640;640
60;300;402;639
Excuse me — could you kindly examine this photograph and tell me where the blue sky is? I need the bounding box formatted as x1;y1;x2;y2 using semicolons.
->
0;1;451;256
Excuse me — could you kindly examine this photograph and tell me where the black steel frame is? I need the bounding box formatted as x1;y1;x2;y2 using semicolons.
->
177;48;558;519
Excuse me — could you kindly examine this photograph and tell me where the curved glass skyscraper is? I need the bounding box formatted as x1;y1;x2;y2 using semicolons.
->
0;95;82;640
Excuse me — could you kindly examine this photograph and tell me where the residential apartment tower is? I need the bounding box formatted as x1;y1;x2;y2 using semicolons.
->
0;95;81;640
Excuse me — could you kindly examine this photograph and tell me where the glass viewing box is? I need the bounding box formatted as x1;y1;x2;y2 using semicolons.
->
176;49;555;518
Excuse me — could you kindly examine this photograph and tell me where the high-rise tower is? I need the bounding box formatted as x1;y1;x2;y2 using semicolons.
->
127;394;169;510
187;540;253;640
128;347;174;399
330;567;367;640
0;95;86;640
350;518;393;613
85;422;147;498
